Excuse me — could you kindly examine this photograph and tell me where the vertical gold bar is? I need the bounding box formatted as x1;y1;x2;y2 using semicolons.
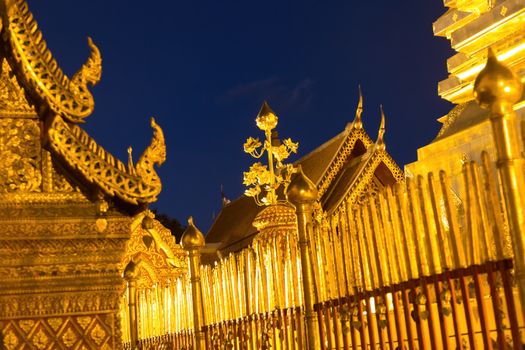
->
406;177;428;277
480;151;509;260
462;162;478;265
362;203;380;289
393;182;418;279
427;172;453;271
337;209;351;297
345;201;363;292
377;189;400;284
329;214;343;299
439;171;467;269
385;186;408;282
469;161;496;262
355;206;373;291
369;196;390;287
416;175;441;274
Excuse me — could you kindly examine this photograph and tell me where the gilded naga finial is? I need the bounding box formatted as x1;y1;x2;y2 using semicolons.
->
136;117;166;184
1;0;102;123
376;105;386;150
352;85;364;129
243;101;298;206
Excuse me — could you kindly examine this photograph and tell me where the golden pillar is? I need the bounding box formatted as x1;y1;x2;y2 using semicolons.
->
474;49;525;318
181;217;206;350
124;261;139;347
287;166;321;349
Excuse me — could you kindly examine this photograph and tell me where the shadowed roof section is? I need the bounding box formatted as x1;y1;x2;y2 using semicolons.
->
433;101;488;142
295;126;349;185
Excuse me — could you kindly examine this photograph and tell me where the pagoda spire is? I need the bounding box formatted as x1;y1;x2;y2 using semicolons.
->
376;105;386;150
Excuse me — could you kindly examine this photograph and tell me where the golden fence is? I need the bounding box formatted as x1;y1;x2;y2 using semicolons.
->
123;150;525;349
309;151;523;349
122;55;525;348
122;275;194;349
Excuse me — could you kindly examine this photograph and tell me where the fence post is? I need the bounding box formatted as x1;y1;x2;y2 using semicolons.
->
287;166;321;349
181;217;206;350
124;261;139;348
474;48;525;318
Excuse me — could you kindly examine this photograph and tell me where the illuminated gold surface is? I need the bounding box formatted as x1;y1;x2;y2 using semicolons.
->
0;0;524;348
0;0;169;348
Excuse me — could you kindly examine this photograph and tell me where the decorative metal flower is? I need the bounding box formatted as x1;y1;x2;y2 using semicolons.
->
243;101;298;206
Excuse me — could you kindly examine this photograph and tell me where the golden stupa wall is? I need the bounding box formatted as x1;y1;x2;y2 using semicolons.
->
435;0;525;104
407;0;525;183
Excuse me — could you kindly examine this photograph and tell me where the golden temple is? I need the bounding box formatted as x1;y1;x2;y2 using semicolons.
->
0;0;525;349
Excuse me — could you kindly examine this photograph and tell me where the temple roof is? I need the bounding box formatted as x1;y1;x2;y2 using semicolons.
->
206;107;403;254
0;0;165;207
296;128;348;185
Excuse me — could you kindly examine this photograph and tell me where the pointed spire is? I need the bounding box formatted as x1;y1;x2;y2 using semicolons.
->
351;85;363;129
127;146;136;175
221;184;231;207
376;105;386;150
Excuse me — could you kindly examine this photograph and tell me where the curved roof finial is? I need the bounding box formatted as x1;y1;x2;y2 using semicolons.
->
376;105;386;150
352;85;363;129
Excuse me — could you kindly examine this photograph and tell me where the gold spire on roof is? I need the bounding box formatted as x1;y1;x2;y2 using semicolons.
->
243;101;298;206
376;105;386;150
352;85;364;129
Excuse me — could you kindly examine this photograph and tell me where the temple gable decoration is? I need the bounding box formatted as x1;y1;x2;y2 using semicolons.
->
0;0;166;206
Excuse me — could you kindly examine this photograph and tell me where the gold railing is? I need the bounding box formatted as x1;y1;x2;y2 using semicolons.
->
122;276;194;349
310;153;523;349
126;155;524;348
123;52;525;349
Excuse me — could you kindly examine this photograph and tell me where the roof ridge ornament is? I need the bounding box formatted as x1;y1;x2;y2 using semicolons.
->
376;105;386;150
47;115;166;205
1;0;101;123
350;85;364;130
243;101;298;206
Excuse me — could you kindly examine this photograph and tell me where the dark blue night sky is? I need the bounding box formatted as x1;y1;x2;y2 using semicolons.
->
27;1;454;232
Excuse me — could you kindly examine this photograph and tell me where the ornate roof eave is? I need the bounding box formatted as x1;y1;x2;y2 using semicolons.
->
0;0;167;206
120;212;187;288
324;147;403;215
0;0;100;123
47;115;166;206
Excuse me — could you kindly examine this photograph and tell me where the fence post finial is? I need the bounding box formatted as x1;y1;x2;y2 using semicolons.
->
287;166;321;349
474;47;525;318
181;216;206;350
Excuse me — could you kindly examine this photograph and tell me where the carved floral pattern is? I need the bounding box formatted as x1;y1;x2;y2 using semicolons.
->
0;119;41;192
